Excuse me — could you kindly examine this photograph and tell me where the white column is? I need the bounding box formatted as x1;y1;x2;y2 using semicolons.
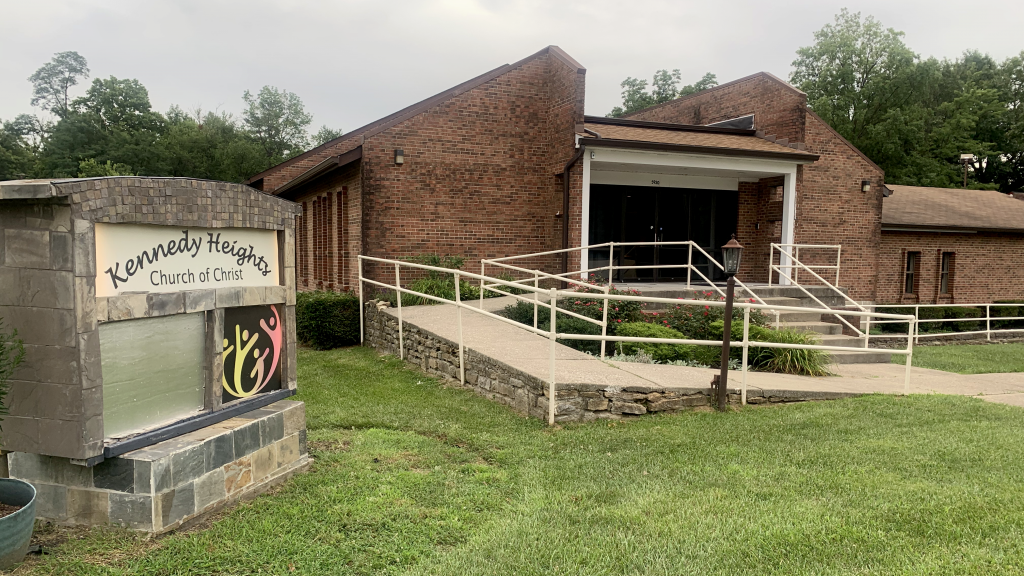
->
779;169;797;286
580;149;592;279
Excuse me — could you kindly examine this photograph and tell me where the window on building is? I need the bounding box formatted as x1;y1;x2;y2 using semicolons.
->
940;252;954;295
904;251;920;294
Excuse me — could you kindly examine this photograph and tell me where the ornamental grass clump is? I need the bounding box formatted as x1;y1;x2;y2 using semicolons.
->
708;320;834;377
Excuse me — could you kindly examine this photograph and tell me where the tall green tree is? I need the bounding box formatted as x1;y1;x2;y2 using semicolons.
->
608;70;717;117
162;106;265;182
28;51;90;119
42;76;166;177
242;86;312;169
313;125;343;146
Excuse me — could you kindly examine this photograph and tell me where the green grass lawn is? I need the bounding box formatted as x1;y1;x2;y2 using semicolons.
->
19;347;1024;575
895;343;1024;374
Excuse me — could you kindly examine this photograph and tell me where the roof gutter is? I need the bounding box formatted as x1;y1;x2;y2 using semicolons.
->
562;144;586;279
579;137;819;163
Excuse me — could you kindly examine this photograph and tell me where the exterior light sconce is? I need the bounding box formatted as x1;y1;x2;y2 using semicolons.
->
861;179;871;193
394;149;404;165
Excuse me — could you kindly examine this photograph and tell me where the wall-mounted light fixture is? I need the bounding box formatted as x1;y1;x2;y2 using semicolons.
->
861;179;871;193
394;149;404;165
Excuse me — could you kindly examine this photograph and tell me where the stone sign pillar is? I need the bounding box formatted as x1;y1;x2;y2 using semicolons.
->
0;177;306;532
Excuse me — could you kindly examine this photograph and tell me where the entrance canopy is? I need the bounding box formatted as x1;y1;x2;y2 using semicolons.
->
578;117;818;282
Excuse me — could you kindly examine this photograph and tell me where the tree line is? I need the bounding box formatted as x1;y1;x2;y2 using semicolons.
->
0;51;340;182
609;9;1024;192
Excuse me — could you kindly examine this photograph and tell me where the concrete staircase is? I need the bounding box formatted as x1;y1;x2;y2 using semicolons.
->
633;284;891;364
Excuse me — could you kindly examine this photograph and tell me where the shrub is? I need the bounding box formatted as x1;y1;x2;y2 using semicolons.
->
558;278;646;327
501;301;602;355
877;305;986;334
708;320;834;376
612;322;694;363
659;290;769;340
993;300;1024;330
0;317;26;425
296;291;360;350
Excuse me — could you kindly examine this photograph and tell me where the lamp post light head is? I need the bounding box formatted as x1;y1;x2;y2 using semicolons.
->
721;234;744;276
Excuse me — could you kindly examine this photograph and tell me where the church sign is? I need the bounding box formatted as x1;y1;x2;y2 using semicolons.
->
94;223;279;297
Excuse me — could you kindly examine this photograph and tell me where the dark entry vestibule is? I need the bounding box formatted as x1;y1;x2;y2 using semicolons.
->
588;184;738;282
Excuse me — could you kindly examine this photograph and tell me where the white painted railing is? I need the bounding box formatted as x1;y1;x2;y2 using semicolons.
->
357;255;917;425
480;241;782;335
869;303;1024;344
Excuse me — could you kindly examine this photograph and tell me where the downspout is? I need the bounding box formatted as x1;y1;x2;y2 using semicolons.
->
561;144;586;279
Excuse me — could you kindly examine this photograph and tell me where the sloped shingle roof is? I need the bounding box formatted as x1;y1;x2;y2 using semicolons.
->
882;184;1024;232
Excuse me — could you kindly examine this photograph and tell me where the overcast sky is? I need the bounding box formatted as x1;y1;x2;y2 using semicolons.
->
2;0;1023;134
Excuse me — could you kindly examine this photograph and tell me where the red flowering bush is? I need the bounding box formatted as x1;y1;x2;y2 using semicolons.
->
662;290;769;340
557;276;646;333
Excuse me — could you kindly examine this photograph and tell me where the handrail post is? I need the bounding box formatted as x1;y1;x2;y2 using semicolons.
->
835;246;842;286
395;262;404;359
904;318;915;395
608;242;615;285
455;272;465;385
358;257;365;344
601;282;610;359
479;262;485;308
863;308;871;348
987;304;992;341
914;305;920;345
742;307;750;406
687;242;692;288
533;270;539;329
548;287;557;426
768;244;774;287
794;246;800;284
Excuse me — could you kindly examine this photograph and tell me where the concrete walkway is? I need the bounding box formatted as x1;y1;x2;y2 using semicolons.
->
387;296;1024;408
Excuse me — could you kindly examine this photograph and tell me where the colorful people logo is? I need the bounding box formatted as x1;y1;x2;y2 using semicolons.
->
223;305;282;400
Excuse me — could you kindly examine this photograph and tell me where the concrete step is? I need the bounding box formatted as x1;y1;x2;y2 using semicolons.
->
830;350;894;364
819;334;865;348
776;310;826;323
781;321;842;335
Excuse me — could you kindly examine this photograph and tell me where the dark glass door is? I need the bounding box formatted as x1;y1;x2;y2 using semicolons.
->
588;184;738;283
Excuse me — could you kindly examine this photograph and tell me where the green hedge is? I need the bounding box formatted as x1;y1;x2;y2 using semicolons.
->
993;300;1024;330
295;291;360;350
877;305;985;334
613;322;693;363
501;301;603;355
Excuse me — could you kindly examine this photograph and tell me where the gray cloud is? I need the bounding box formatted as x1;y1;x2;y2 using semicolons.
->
2;0;1022;132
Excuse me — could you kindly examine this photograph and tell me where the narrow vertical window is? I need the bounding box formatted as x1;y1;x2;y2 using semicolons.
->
904;252;920;294
939;252;953;295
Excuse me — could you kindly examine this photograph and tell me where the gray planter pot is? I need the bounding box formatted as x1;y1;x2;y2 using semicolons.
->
0;478;36;570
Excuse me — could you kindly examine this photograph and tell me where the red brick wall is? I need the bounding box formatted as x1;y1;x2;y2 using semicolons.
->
878;231;1024;304
358;52;583;285
797;114;884;301
292;163;361;291
626;73;808;143
735;178;780;284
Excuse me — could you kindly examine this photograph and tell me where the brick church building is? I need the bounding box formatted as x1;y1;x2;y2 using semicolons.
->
248;46;1024;305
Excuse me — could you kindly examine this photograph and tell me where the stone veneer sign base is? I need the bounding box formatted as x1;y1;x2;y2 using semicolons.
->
9;400;308;533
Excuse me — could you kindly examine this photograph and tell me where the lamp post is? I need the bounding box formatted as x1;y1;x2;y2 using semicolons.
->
716;235;744;411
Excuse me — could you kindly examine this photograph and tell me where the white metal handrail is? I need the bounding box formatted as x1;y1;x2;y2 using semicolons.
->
768;244;867;340
871;303;1024;344
769;243;842;286
358;255;916;425
481;240;782;328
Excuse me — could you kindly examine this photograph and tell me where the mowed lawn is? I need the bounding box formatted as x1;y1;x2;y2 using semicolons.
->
898;343;1024;374
19;347;1024;575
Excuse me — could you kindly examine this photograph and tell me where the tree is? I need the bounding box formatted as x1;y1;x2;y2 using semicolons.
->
791;9;918;144
313;125;343;146
608;70;717;117
162;106;265;182
242;86;312;169
28;51;89;119
42;76;166;177
0;115;44;180
77;158;135;177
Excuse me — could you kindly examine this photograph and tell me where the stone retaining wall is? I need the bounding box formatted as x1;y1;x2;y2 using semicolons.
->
363;303;815;422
